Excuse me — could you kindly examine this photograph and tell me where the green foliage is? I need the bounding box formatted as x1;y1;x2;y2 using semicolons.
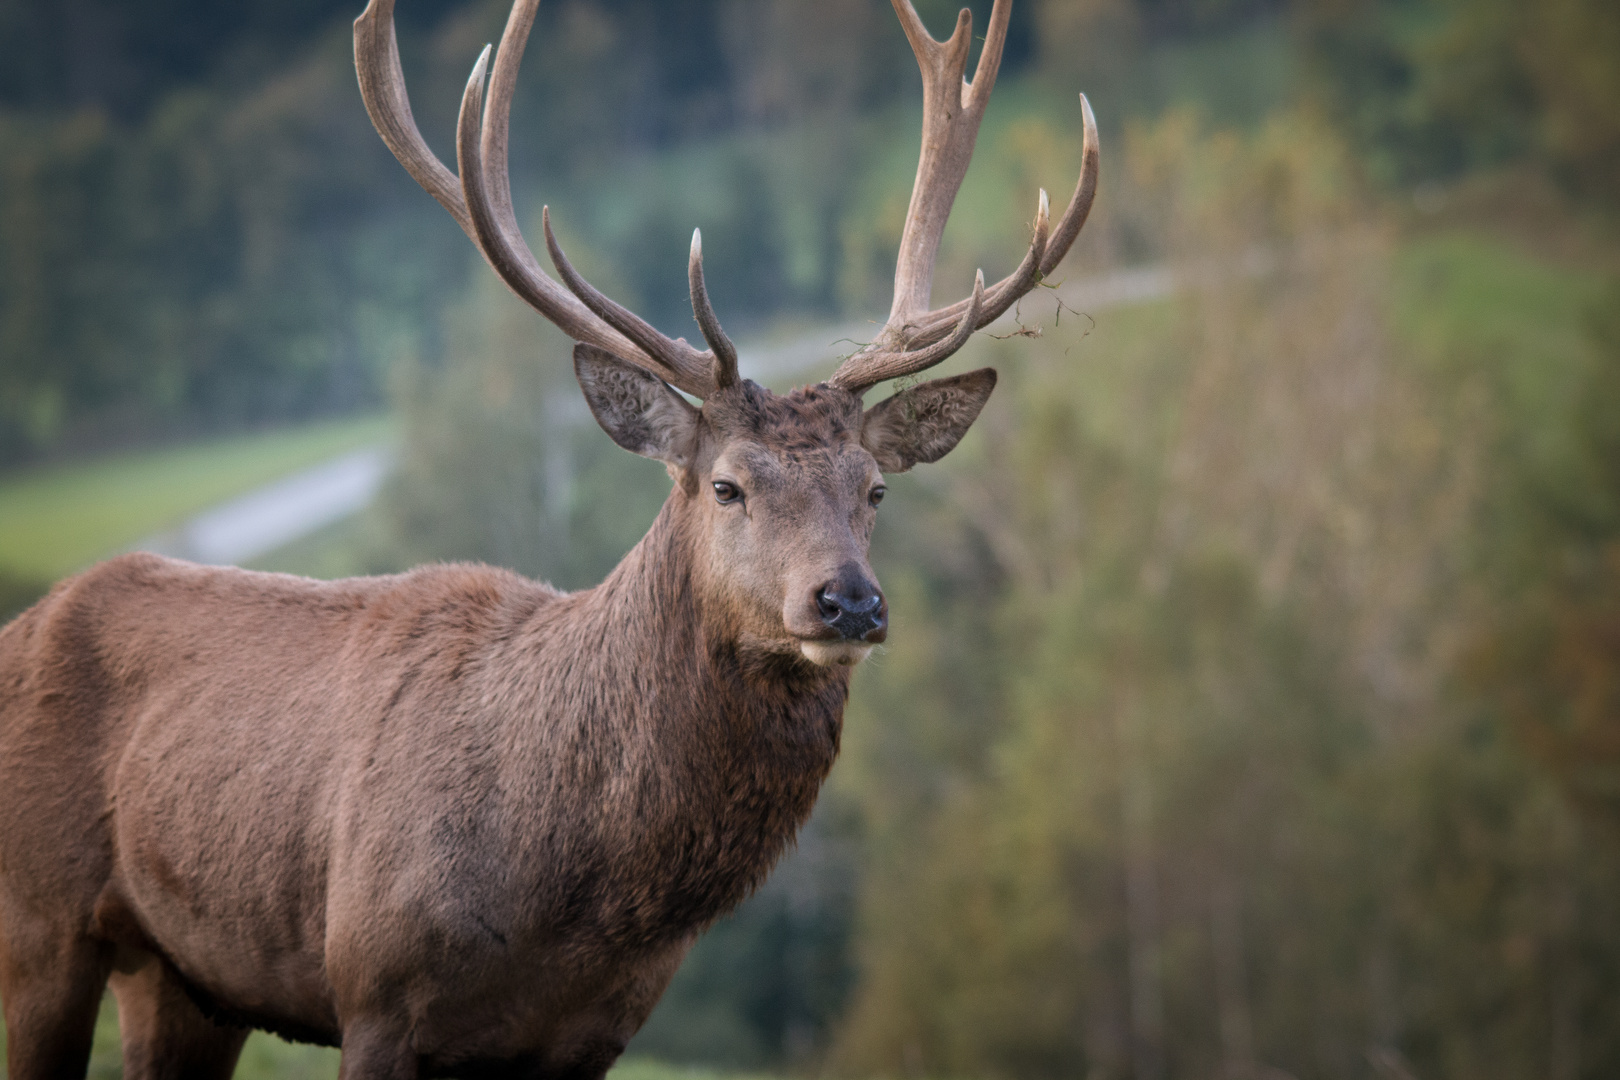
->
1390;234;1608;549
1035;3;1297;134
1461;277;1620;836
607;1060;781;1080
0;568;48;625
1296;0;1620;199
359;267;670;589
0;0;450;117
828;112;1620;1080
0;24;458;463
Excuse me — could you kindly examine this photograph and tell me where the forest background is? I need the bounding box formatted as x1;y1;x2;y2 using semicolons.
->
2;0;1620;1078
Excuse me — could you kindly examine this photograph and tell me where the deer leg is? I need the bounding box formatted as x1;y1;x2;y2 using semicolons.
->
546;1043;624;1080
0;930;110;1080
109;956;247;1080
337;1019;419;1080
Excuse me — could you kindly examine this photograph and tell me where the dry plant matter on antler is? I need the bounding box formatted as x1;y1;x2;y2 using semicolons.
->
0;3;1099;1080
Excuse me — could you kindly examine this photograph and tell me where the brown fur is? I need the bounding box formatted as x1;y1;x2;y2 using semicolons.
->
0;373;993;1080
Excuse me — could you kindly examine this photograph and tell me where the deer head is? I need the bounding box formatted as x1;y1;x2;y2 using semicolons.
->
354;0;1098;666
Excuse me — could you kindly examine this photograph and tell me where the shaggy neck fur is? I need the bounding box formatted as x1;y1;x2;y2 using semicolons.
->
498;488;850;948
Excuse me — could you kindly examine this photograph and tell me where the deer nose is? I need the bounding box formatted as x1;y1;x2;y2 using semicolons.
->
815;570;887;642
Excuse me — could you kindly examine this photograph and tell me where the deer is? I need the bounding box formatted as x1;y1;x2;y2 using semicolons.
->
0;1;1096;1077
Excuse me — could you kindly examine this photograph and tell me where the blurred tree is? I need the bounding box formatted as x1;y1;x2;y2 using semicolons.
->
719;0;897;127
1295;0;1620;201
362;253;669;589
0;24;462;463
0;0;464;118
829;110;1620;1080
1035;0;1145;109
0;110;130;456
0;0;870;466
1465;283;1620;836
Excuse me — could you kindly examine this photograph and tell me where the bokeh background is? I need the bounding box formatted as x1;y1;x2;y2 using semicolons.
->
3;0;1620;1078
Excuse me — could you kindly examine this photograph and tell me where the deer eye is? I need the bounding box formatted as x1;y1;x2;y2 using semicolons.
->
712;481;742;505
869;485;886;508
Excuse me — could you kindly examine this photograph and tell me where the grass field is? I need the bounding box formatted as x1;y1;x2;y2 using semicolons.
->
0;416;394;584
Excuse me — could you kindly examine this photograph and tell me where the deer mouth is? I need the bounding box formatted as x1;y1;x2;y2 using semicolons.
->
798;639;876;667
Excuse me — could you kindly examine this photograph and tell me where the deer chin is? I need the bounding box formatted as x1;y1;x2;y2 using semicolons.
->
735;630;869;668
797;639;875;667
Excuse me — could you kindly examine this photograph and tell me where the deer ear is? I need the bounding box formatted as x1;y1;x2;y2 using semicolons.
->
860;368;997;473
574;343;701;467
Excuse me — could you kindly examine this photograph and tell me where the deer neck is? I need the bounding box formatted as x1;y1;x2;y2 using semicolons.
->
513;491;849;927
589;489;850;760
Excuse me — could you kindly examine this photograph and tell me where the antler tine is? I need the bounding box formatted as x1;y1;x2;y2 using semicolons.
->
359;0;720;399
539;209;718;395
830;270;985;394
689;230;740;389
479;0;536;269
829;0;1100;394
466;5;720;397
880;0;1012;348
903;94;1100;347
1042;94;1100;277
905;186;1050;346
354;0;473;238
455;45;705;392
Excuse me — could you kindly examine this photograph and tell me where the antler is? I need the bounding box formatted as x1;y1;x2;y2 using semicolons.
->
355;0;728;398
828;0;1100;395
357;0;1097;401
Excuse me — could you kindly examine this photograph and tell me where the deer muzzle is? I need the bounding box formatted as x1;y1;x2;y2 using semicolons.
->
815;573;887;643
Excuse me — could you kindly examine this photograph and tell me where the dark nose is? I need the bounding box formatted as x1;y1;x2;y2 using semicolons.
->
815;568;887;642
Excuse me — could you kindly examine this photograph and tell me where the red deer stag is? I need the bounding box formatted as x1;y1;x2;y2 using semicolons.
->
0;1;1096;1076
